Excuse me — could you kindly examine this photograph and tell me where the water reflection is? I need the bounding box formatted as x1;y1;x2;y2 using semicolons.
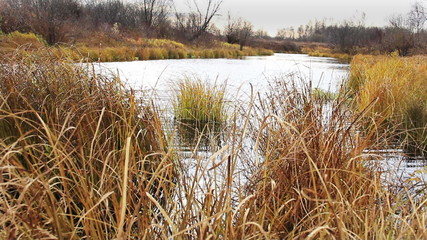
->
98;53;349;99
175;120;223;153
364;148;427;191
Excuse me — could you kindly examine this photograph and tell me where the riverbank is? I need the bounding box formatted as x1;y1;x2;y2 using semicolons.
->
0;31;273;62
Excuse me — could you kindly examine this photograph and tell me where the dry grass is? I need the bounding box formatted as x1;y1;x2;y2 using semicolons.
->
0;32;273;62
241;76;375;238
0;53;175;239
300;45;352;63
348;54;427;155
1;52;426;239
307;51;352;63
0;31;46;48
0;31;46;55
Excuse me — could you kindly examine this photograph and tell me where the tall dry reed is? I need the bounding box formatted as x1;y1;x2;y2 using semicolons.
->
0;53;176;239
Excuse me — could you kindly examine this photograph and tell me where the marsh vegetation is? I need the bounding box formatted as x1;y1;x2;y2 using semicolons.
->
1;0;426;239
1;50;426;239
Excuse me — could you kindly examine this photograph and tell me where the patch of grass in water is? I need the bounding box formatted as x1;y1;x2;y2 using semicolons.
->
174;77;227;124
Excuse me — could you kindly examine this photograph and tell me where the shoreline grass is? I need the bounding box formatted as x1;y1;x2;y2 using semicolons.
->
300;44;353;63
348;54;427;155
307;51;353;63
0;53;176;238
0;32;273;62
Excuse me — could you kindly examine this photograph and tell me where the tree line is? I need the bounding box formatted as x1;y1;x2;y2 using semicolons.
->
276;2;427;55
0;0;425;55
0;0;227;45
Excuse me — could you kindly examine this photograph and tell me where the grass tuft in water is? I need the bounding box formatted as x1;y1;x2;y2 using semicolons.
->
174;77;227;124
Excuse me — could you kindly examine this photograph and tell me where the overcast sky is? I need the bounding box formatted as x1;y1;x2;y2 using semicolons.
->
175;0;423;35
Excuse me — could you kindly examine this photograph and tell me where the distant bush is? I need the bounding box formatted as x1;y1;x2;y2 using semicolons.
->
0;31;46;50
281;41;300;52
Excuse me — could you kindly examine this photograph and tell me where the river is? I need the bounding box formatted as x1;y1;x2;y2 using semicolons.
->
97;53;348;100
97;53;426;188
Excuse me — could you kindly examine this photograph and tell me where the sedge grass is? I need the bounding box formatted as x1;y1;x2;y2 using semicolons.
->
302;45;353;63
237;75;427;239
307;51;352;63
174;77;227;124
1;52;426;239
348;54;427;155
0;53;176;239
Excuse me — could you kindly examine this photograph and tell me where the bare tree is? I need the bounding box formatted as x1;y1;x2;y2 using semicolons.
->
275;28;287;40
408;1;427;34
224;14;240;44
238;20;253;50
389;14;406;29
384;2;426;55
138;0;170;30
0;0;81;44
175;0;223;41
297;25;305;40
254;29;269;39
224;16;253;50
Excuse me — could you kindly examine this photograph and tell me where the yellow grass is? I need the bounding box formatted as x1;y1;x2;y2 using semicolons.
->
0;31;46;54
174;77;226;123
0;32;273;62
348;54;427;154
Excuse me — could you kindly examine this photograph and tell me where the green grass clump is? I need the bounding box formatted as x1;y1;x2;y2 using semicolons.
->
312;87;337;101
145;38;186;49
0;31;46;49
302;45;353;63
308;51;352;62
174;78;226;124
149;47;167;60
0;31;46;56
0;53;176;239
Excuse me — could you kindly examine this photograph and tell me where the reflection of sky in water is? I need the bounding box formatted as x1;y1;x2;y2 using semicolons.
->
96;53;426;190
372;150;427;190
96;53;350;189
97;53;349;101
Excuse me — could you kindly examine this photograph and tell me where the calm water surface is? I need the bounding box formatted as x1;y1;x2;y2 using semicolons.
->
98;53;350;187
98;53;348;100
